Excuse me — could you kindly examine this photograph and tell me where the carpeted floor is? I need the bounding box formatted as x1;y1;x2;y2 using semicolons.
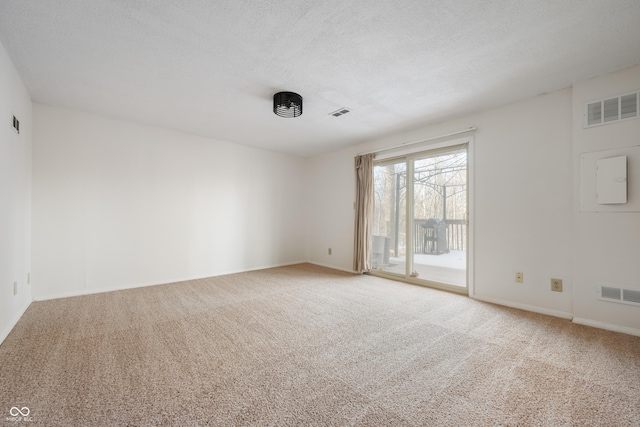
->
1;263;639;426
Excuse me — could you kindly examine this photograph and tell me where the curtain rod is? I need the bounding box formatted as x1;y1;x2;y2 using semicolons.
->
355;127;476;157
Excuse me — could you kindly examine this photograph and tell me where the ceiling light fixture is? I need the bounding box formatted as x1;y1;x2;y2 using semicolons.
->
273;92;303;118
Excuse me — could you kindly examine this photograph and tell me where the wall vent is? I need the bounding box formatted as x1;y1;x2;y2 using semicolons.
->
330;108;350;117
12;115;19;134
584;90;639;128
597;284;640;307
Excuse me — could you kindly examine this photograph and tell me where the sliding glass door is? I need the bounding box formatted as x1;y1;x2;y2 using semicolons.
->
371;144;468;292
371;159;407;275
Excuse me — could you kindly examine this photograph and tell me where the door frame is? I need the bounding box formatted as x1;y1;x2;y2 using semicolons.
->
369;135;474;296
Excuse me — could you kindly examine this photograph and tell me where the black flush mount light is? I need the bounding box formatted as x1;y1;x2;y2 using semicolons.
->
273;92;303;118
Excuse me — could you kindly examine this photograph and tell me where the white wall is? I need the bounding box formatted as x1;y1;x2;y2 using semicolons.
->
572;65;640;334
32;105;308;300
308;88;575;318
307;148;358;271
0;41;32;343
8;48;639;338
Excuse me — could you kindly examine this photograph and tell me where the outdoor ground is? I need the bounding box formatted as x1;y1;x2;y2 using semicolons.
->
379;250;466;287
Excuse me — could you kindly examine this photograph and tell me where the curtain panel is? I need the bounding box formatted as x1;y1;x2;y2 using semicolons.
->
353;153;375;273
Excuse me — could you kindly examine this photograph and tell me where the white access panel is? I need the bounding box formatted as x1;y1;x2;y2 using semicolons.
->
580;146;640;213
596;156;627;204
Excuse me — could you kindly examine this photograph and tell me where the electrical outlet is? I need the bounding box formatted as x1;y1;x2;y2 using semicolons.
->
13;282;18;296
551;278;563;292
515;272;523;283
328;248;332;255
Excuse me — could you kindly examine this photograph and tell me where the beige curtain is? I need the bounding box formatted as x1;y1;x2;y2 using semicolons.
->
353;153;375;273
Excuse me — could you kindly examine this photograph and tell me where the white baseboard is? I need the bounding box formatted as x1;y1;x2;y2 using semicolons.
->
472;295;573;320
572;317;640;337
34;260;309;301
0;300;32;346
473;296;640;337
306;261;357;274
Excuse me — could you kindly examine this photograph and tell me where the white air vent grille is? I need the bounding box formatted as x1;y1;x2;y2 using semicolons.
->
584;90;639;128
330;108;350;117
603;98;618;122
601;286;621;300
624;289;640;304
597;284;640;307
621;93;637;119
12;115;19;134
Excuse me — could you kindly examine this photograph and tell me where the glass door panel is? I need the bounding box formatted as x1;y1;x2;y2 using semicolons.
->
372;160;406;276
411;148;467;287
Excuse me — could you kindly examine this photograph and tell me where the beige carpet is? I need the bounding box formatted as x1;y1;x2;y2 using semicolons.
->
1;264;639;426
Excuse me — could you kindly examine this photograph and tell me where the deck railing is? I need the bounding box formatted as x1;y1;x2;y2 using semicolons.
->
413;218;466;253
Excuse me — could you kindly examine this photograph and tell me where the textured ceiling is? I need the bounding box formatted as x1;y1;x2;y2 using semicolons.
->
1;1;639;157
